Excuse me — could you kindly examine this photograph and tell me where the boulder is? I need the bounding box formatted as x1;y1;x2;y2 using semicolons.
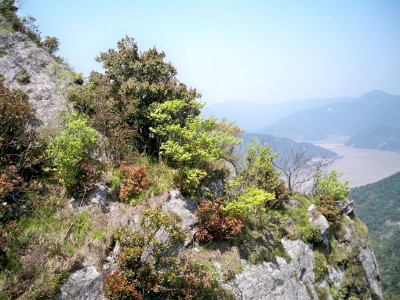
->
51;267;106;300
307;204;330;246
162;189;198;246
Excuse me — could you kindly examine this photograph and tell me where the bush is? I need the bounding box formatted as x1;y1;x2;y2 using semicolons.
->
0;80;41;220
242;139;280;193
224;185;275;219
42;36;59;55
156;116;241;194
312;169;350;201
47;112;99;197
194;200;244;243
104;208;222;299
317;194;341;224
118;163;150;203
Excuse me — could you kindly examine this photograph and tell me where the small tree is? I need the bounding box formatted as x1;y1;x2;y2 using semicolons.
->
42;36;59;55
242;139;280;193
311;169;350;200
273;148;328;195
47;113;98;196
153;115;241;194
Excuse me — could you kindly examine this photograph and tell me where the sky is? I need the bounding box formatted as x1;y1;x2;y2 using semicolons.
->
17;0;400;105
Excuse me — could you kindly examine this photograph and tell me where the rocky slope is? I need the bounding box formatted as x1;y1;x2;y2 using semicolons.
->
0;29;74;129
0;19;383;300
52;187;383;300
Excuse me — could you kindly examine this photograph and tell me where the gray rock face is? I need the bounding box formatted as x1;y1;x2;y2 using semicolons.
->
0;31;73;129
224;160;237;182
360;246;383;299
307;204;330;246
162;189;198;246
334;198;354;215
226;239;317;300
51;267;106;300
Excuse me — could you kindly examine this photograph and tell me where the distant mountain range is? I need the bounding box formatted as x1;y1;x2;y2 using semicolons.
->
202;97;354;133
262;91;400;141
350;172;400;298
345;125;400;152
205;91;400;153
240;133;337;159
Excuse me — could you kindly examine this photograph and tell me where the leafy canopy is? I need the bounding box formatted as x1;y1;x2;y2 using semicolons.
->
94;36;200;154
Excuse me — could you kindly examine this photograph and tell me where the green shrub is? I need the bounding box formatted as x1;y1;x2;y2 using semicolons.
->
312;169;350;200
16;70;30;84
42;36;59;55
313;250;328;282
155;115;240;194
47;112;99;197
224;185;275;218
242;139;280;193
299;225;322;243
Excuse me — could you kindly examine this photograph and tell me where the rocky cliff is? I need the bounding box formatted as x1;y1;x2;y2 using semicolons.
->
0;17;383;300
0;28;74;129
52;188;382;300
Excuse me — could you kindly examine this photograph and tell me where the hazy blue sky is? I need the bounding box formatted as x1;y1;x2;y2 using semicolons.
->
18;0;400;105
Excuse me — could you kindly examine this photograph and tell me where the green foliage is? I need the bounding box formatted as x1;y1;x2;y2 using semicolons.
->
224;185;275;218
94;36;201;154
47;112;98;196
299;225;322;243
313;249;328;282
312;169;349;200
42;36;59;55
15;69;30;84
242;139;280;193
157;115;241;194
350;171;400;298
0;183;114;299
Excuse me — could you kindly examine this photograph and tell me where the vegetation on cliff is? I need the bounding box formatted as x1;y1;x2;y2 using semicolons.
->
0;2;382;299
350;172;400;300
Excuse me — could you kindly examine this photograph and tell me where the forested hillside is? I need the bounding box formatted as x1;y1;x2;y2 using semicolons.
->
345;125;400;153
350;172;400;299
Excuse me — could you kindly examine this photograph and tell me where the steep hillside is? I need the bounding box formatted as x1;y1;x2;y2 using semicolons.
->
350;172;400;299
345;125;400;152
0;4;384;300
242;133;337;159
0;12;78;129
202;97;353;133
262;91;400;141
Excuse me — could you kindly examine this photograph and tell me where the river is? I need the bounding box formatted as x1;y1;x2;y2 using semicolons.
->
313;142;400;187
